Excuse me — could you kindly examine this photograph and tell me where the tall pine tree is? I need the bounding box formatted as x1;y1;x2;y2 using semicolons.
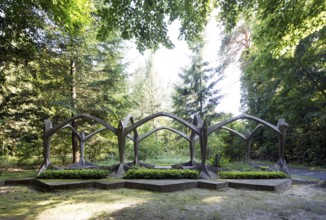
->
172;42;223;124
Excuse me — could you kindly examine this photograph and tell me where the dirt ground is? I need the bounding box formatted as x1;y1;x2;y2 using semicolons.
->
0;183;325;220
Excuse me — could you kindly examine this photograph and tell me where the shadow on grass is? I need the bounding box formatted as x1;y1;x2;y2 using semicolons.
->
0;187;231;219
0;186;152;220
89;186;326;220
89;189;228;220
1;185;326;220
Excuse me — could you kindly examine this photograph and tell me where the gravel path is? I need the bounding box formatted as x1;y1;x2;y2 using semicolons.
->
256;163;326;180
290;167;326;180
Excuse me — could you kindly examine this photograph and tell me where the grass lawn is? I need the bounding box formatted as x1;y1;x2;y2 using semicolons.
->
0;169;37;180
1;162;325;219
0;184;325;220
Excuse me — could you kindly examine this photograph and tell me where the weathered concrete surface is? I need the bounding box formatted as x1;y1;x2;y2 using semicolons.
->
3;178;293;192
197;180;228;190
227;179;292;191
125;179;199;192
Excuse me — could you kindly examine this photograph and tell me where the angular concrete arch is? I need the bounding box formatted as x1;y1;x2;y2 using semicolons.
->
38;112;290;178
208;114;290;175
46;113;117;137
111;112;203;177
222;124;264;163
127;126;191;167
38;114;117;176
208;114;280;135
126;112;201;135
208;114;285;159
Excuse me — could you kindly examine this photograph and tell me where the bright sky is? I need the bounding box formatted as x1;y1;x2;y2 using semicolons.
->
124;18;242;116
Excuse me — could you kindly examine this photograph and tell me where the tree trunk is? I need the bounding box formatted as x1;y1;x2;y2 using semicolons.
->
71;119;80;163
70;58;80;163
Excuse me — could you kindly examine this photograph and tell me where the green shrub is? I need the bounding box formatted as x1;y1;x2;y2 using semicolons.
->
222;161;258;171
124;169;199;179
37;169;108;179
0;157;12;176
218;171;287;179
208;154;231;167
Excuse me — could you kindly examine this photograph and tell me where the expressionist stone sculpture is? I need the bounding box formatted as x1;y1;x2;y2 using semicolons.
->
37;112;291;178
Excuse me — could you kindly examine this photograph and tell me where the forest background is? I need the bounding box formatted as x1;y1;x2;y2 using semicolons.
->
0;0;325;169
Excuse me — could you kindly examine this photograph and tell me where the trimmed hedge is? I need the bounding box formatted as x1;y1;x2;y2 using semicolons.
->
218;171;287;179
124;169;199;179
37;169;108;179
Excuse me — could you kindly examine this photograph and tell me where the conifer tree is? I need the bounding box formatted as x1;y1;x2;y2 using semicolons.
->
172;42;223;124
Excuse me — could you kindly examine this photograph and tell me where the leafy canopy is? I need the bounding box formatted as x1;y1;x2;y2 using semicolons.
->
218;0;326;57
98;0;213;51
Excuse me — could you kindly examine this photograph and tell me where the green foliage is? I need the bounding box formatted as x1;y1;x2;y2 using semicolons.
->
125;55;184;162
98;0;213;51
0;0;133;165
241;26;326;165
124;169;199;179
2;0;324;168
129;54;165;118
139;142;164;161
172;42;223;123
207;116;250;163
0;0;93;66
218;171;287;179
37;169;108;179
218;156;231;167
144;155;194;166
221;161;258;172
218;0;325;57
0;157;11;176
218;0;326;165
208;154;231;168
